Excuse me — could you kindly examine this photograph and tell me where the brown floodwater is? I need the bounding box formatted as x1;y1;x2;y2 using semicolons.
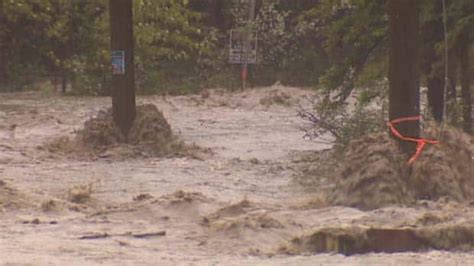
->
1;86;474;265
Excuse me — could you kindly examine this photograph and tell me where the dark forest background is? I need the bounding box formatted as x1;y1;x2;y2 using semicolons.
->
0;0;472;123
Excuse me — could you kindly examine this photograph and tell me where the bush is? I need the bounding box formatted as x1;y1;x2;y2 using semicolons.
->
299;79;388;150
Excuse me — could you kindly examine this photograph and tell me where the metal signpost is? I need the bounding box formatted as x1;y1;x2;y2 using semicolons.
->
229;0;256;90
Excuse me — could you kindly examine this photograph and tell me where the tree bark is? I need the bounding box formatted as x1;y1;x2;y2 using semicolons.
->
109;0;136;136
61;72;67;93
388;0;420;155
445;47;458;122
207;0;225;31
0;46;7;86
420;0;444;123
447;49;457;101
459;30;472;134
0;1;8;86
426;70;444;122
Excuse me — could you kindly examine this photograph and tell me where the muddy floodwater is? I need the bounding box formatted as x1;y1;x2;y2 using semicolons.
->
1;86;474;265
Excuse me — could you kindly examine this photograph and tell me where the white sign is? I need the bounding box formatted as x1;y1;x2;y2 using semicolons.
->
229;29;257;64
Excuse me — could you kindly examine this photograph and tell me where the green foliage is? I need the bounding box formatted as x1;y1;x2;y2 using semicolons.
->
300;0;388;100
255;2;291;67
300;78;388;150
133;0;217;93
0;0;107;92
0;0;472;102
0;0;216;94
237;0;329;87
300;0;471;135
134;0;212;62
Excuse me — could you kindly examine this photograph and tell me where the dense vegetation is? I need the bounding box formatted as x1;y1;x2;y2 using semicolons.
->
0;0;472;132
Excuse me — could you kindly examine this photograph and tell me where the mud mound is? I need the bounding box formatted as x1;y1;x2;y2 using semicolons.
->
67;183;94;204
153;190;211;206
280;222;474;255
41;199;67;212
207;199;255;220
291;149;338;192
411;127;474;201
324;127;473;210
78;104;172;147
0;180;33;210
259;89;292;107
203;200;286;238
208;212;285;234
327;133;413;210
189;85;312;110
43;104;207;159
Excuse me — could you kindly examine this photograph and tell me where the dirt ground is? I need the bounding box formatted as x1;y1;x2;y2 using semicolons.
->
1;85;474;265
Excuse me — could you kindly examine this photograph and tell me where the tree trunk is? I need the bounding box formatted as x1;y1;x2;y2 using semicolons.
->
427;71;444;122
388;0;420;155
446;48;458;122
61;72;67;93
241;0;256;90
420;0;444;123
459;30;472;134
447;49;457;101
207;0;224;32
0;47;7;86
109;0;136;137
0;3;8;86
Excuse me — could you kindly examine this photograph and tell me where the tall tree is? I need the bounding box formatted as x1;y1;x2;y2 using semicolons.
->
388;0;420;154
109;0;136;136
420;0;444;122
241;0;256;89
303;0;388;101
459;30;472;134
0;0;7;85
207;0;226;32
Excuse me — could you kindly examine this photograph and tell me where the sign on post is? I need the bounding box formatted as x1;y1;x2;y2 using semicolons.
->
111;50;125;75
229;29;257;64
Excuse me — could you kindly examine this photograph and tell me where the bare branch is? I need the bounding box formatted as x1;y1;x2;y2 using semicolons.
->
297;108;342;140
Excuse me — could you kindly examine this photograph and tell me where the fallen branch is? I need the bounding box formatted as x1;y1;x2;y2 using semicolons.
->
79;230;166;240
79;232;109;240
130;231;166;238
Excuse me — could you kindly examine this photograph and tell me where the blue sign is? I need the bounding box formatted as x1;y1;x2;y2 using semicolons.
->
111;50;125;75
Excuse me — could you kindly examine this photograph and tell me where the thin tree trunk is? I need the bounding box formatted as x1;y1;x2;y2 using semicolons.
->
207;0;224;32
421;0;444;123
448;49;457;101
61;73;67;93
109;0;136;137
0;48;7;86
0;1;6;86
446;48;458;122
459;30;472;134
388;0;420;155
427;72;444;122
